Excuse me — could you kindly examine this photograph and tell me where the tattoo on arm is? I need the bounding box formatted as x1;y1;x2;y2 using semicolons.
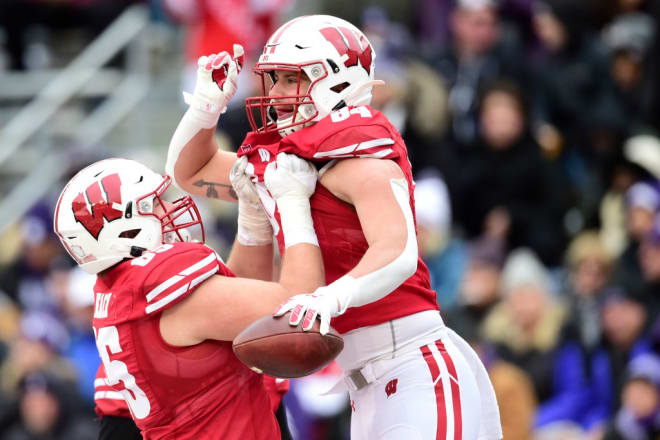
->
192;179;236;200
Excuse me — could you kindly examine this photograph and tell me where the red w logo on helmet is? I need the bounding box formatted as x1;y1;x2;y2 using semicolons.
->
320;26;372;75
72;174;123;239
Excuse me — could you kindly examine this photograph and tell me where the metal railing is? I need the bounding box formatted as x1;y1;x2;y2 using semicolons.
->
0;4;151;234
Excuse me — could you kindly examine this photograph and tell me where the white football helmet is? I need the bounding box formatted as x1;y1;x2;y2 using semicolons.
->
54;158;204;274
245;15;379;137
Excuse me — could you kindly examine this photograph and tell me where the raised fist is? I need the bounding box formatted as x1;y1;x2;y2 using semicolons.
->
188;44;244;113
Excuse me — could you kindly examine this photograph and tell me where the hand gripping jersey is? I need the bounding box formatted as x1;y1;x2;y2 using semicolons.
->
237;105;439;334
92;241;279;440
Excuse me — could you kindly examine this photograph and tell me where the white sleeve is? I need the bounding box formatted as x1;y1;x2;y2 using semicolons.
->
165;94;221;189
329;178;418;313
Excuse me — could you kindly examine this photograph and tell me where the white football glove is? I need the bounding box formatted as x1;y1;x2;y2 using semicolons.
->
184;44;244;115
264;153;318;248
273;276;357;335
230;156;272;246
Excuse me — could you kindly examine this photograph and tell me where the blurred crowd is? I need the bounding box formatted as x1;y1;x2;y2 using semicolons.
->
1;0;660;439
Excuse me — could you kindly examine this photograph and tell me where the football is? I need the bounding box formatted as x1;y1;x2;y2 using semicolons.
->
232;313;344;378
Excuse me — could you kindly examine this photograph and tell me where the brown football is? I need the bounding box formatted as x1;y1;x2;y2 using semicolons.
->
232;313;344;378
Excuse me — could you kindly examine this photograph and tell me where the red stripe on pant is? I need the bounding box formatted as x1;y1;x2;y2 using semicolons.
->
436;340;462;440
421;344;446;440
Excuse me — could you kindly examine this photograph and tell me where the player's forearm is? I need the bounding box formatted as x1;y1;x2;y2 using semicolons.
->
167;125;213;186
340;233;417;308
219;243;324;339
167;46;243;200
226;239;274;281
328;178;418;310
348;237;414;281
279;243;325;294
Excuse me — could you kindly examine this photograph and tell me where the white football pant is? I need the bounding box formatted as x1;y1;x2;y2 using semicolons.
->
334;312;502;440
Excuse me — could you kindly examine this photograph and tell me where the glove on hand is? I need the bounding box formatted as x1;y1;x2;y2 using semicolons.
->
185;44;244;114
230;156;272;246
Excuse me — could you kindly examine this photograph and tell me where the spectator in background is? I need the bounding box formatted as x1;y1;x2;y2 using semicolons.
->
588;0;660;28
415;0;456;54
360;6;452;173
462;328;537;440
633;216;660;316
530;0;614;200
0;311;81;434
601;9;657;132
0;203;71;313
603;353;660;440
533;233;614;437
443;237;505;338
600;288;653;411
0;312;74;396
447;80;567;265
426;0;525;146
1;371;97;440
562;231;614;351
360;6;416;133
611;181;660;295
482;248;565;405
54;268;98;406
599;135;660;259
414;172;467;308
568;8;658;221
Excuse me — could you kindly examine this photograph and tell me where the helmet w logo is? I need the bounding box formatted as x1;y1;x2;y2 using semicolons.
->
320;26;372;75
72;174;123;239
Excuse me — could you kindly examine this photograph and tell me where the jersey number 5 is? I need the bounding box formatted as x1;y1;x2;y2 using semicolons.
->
95;326;151;419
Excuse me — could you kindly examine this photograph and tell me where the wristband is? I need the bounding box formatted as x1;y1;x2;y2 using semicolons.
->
236;200;273;246
276;195;318;248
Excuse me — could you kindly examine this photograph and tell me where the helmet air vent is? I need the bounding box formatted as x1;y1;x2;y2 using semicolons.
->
330;82;350;93
119;229;141;239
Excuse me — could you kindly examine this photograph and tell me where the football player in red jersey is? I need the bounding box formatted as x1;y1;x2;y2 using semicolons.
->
53;155;323;440
94;357;290;440
166;15;502;440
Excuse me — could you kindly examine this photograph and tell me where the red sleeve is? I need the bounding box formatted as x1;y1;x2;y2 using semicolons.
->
94;364;131;418
134;242;222;317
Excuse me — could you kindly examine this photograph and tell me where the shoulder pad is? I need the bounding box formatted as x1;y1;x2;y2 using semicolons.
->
281;106;400;161
133;242;221;315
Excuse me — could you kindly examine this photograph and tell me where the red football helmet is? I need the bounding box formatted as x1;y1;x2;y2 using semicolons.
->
246;15;379;137
54;158;204;274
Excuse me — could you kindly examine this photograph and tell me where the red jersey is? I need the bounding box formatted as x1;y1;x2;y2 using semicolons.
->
237;106;439;334
94;363;131;419
92;241;279;440
263;376;289;412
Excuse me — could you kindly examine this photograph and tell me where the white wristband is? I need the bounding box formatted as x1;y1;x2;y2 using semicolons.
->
325;275;358;315
183;91;226;117
277;195;318;248
236;200;273;246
